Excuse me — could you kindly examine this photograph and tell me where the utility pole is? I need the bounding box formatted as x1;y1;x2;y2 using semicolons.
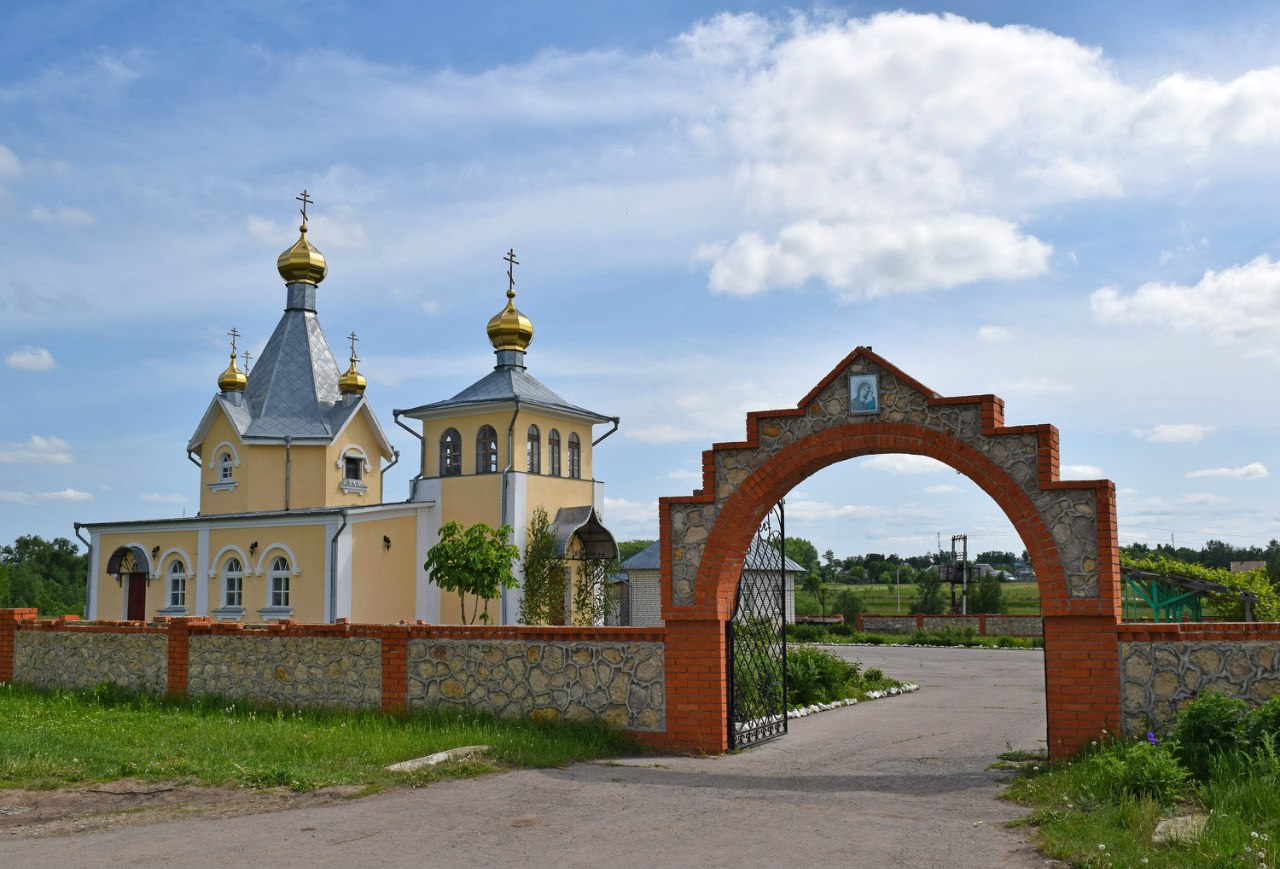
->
950;534;969;615
895;565;901;614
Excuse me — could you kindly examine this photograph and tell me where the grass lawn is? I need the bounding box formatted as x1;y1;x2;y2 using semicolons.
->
0;682;640;793
797;579;1043;616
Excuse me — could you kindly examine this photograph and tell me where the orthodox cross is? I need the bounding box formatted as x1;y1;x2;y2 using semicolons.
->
228;327;240;355
503;248;519;296
242;350;253;374
347;331;359;361
296;190;313;227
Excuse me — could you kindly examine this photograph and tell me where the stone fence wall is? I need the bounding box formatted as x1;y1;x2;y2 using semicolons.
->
0;610;666;734
857;613;1044;637
1117;622;1280;736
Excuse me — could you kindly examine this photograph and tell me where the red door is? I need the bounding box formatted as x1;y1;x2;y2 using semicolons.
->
126;572;147;620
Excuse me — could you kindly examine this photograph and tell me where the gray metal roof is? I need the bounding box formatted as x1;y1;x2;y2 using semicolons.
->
621;539;806;575
549;505;618;559
186;282;394;457
401;351;612;423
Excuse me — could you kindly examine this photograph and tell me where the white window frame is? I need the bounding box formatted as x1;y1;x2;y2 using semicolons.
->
159;559;188;615
206;441;241;492
337;446;371;494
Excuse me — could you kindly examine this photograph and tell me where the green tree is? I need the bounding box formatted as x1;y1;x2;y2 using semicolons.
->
833;588;865;623
971;572;1005;614
423;522;521;624
0;535;87;615
571;557;621;626
772;536;819;575
520;507;566;626
910;567;946;615
617;539;655;562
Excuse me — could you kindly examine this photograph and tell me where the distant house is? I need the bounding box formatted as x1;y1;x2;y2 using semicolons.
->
1231;561;1267;573
620;539;805;627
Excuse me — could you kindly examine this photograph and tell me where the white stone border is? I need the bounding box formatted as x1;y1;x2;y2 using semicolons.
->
787;683;920;719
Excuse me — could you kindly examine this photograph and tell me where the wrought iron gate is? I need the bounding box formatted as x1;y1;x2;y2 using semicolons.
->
726;501;788;748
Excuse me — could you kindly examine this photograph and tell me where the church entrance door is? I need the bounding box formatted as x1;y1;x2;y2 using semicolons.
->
126;573;147;620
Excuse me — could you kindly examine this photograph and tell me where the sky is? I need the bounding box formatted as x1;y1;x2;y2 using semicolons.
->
2;1;1279;562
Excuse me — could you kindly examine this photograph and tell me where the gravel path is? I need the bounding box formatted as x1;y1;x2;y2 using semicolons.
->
6;645;1048;869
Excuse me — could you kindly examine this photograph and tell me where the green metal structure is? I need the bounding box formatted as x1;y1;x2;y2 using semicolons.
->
1121;566;1257;623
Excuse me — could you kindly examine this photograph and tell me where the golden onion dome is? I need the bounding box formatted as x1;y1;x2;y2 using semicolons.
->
217;352;247;392
486;288;534;352
277;224;328;285
338;352;367;395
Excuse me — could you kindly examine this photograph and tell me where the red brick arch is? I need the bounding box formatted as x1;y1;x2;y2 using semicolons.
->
649;348;1123;759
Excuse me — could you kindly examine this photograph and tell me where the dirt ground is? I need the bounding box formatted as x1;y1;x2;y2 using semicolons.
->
0;779;370;840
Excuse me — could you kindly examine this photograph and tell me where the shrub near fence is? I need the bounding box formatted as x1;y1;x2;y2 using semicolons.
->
857;613;1043;638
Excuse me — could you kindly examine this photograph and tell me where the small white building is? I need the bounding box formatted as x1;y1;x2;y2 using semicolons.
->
620;539;805;627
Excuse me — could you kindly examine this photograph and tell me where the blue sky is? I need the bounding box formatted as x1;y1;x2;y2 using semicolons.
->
3;1;1279;561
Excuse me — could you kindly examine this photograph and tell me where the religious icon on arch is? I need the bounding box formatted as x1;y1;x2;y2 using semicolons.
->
849;373;879;414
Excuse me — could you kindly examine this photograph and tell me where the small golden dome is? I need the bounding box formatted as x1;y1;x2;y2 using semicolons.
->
218;352;247;392
338;353;367;395
277;225;328;285
486;288;534;352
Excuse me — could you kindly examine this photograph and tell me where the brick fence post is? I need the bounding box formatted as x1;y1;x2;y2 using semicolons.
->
1044;614;1121;759
640;618;727;754
0;608;39;682
381;626;408;712
167;618;206;698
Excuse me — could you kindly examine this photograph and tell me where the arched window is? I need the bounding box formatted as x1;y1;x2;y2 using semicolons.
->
219;451;234;481
223;557;243;608
168;560;187;608
527;424;541;474
568;433;581;479
476;425;498;474
440;428;462;477
269;556;290;608
548;429;562;477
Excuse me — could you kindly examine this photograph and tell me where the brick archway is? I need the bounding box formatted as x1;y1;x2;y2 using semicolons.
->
654;348;1121;759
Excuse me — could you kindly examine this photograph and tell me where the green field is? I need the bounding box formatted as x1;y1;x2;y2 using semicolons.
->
797;579;1043;616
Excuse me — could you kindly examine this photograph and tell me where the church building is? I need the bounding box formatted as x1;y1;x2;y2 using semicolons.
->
80;197;620;626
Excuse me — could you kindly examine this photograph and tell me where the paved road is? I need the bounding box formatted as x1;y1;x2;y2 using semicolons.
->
9;646;1047;869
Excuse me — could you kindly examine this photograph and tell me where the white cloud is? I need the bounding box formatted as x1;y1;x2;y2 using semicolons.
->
420;300;441;316
1092;256;1280;345
784;497;939;524
138;492;188;504
1132;423;1214;444
860;455;948;475
28;206;94;226
602;496;658;525
4;346;56;371
1186;462;1269;480
1062;464;1102;479
994;377;1075;396
0;435;74;464
704;216;1051;299
690;12;1280;299
0;488;93;504
664;469;702;483
0;143;19;177
978;325;1014;343
1180;493;1229;506
923;484;959;494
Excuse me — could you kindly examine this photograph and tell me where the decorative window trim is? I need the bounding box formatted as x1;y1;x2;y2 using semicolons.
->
256;605;294;622
253;543;300;577
151;546;194;580
206;441;242;471
334;445;371;474
267;555;291;610
211;605;245;622
206;545;249;579
339;479;369;494
221;556;245;609
207;480;239;493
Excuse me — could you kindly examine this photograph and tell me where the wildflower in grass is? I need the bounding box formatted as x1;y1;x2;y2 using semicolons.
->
1146;731;1157;746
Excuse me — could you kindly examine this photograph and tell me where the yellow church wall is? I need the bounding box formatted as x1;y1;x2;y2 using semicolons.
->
239;523;329;623
523;473;598;520
197;413;250;516
349;515;417;623
95;529;200;620
439;473;503;528
326;408;383;504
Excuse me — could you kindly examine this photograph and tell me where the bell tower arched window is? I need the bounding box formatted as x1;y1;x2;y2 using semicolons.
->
548;429;562;477
269;555;291;608
527;424;541;474
476;426;498;474
440;428;462;476
568;433;581;479
219;451;234;481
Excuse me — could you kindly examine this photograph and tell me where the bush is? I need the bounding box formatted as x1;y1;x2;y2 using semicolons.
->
1173;691;1250;779
785;623;826;643
828;622;855;638
1244;695;1280;750
785;646;862;708
863;667;884;682
1075;738;1189;808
